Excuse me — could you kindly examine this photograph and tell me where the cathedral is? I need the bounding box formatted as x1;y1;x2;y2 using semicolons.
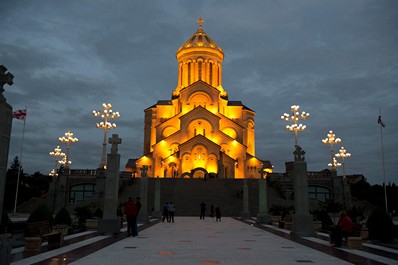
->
130;20;272;179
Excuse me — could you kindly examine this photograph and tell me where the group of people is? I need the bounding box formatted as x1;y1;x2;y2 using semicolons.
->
200;202;221;222
124;196;141;237
162;201;176;222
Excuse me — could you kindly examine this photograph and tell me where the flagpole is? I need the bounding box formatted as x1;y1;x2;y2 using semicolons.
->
379;109;388;214
13;107;27;213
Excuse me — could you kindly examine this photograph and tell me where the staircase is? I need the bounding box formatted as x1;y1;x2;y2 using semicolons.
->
119;178;281;217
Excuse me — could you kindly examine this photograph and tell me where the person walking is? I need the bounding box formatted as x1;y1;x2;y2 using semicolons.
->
200;202;206;220
124;197;137;237
162;202;169;222
210;204;215;218
215;206;221;222
168;202;175;222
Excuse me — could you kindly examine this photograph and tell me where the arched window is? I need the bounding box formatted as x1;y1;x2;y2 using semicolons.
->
69;183;96;203
198;61;202;80
209;62;213;85
188;62;191;84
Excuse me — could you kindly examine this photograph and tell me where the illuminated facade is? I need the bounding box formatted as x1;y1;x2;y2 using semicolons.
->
135;21;271;178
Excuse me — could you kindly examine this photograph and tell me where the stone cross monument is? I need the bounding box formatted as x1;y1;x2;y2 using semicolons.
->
152;176;161;218
292;145;314;237
0;65;14;265
241;179;251;219
138;165;149;223
98;134;122;234
256;166;270;224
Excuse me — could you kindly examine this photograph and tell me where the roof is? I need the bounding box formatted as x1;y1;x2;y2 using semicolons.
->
227;101;255;112
177;23;223;54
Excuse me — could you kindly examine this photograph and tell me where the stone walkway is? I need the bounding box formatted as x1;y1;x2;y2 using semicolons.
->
11;217;398;265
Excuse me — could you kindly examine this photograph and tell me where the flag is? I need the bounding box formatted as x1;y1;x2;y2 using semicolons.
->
13;109;27;120
378;115;385;127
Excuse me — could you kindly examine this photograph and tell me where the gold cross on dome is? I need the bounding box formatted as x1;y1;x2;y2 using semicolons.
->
196;17;204;26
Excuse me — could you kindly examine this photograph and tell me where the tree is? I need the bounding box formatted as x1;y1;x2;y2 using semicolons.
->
3;156;24;211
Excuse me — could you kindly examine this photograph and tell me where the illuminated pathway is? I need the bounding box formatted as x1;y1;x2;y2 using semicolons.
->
11;217;398;265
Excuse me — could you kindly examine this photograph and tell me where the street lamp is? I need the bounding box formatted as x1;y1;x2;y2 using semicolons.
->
281;105;310;146
322;130;341;171
328;157;341;169
335;147;351;178
49;145;64;179
93;103;120;169
59;130;78;170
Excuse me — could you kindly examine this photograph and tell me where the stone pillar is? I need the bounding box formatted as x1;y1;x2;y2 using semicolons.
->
54;172;67;214
0;65;13;265
47;178;57;212
138;166;149;223
241;179;251;219
96;168;106;199
256;167;270;224
98;134;121;234
152;177;161;218
332;174;344;205
342;177;352;209
292;145;314;237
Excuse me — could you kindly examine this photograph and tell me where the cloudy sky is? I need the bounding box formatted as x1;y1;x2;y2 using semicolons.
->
1;1;397;185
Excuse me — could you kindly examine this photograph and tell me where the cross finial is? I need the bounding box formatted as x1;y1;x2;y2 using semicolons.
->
109;134;122;154
196;17;204;27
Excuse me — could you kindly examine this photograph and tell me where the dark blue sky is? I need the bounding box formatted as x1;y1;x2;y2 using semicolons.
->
1;1;397;184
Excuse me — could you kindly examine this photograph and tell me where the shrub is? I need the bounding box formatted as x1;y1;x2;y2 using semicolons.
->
74;205;93;225
27;204;53;224
54;207;72;226
93;208;103;219
311;208;334;230
366;207;394;241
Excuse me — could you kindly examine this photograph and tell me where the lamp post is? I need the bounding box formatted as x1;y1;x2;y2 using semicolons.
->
328;157;341;170
335;147;351;178
281;105;310;146
322;130;341;172
59;130;78;170
49;145;64;179
93;103;120;169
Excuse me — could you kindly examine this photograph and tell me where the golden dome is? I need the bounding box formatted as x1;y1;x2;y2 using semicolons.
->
177;22;223;55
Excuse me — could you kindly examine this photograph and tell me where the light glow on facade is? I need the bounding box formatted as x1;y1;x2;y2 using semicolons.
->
132;20;272;179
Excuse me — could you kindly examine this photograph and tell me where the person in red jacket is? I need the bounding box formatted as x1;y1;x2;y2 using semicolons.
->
331;211;353;247
124;197;137;237
339;211;353;235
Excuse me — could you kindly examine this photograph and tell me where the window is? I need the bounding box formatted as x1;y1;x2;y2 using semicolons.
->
198;61;202;80
209;63;213;84
308;186;331;202
188;63;191;84
69;183;96;203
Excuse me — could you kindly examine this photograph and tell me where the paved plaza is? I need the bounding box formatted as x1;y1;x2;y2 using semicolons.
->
11;217;398;265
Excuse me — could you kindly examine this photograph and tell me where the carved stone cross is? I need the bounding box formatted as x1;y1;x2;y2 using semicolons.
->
108;134;121;154
258;166;265;179
294;145;306;161
0;65;14;101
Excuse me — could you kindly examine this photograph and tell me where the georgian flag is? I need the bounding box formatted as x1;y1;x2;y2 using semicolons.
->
13;109;27;120
378;115;385;128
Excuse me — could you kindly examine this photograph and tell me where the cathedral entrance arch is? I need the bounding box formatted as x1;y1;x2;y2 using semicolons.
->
191;167;208;179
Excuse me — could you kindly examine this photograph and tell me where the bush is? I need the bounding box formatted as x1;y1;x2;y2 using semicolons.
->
93;208;103;219
54;207;72;226
366;207;394;241
74;205;93;225
311;208;334;230
27;204;53;224
269;204;294;220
